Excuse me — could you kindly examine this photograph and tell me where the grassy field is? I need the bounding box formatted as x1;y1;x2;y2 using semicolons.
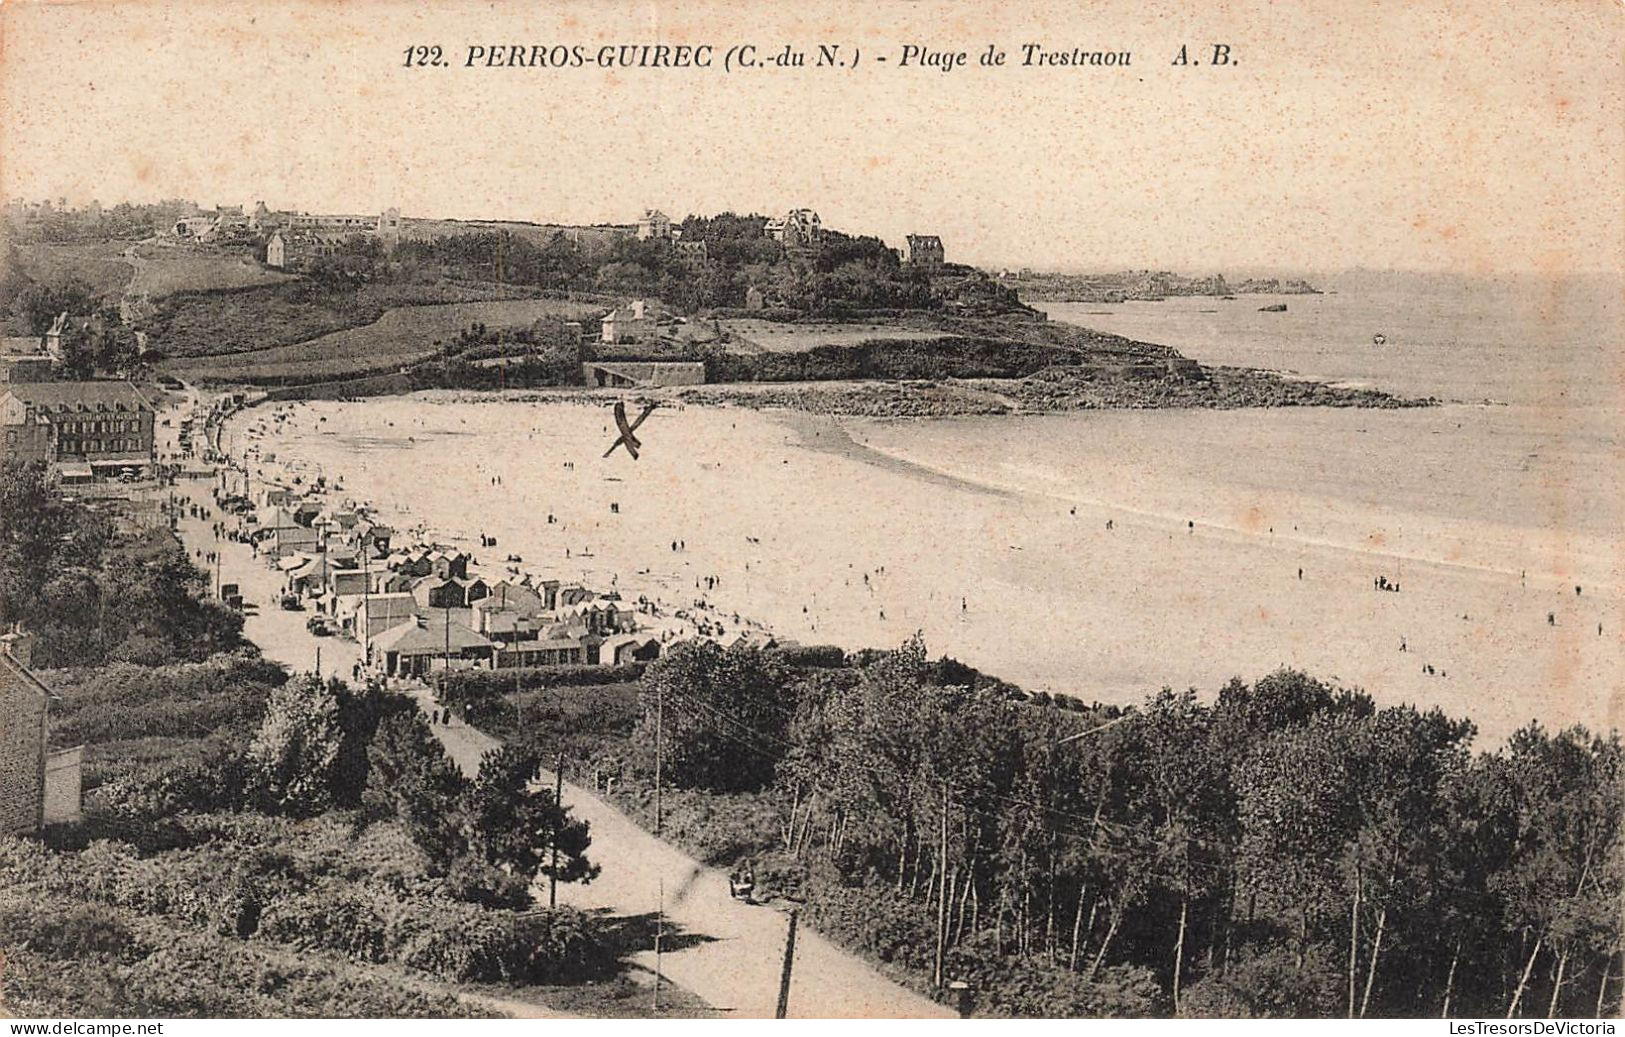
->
166;296;604;384
147;278;580;360
719;318;951;354
11;240;135;300
132;243;293;298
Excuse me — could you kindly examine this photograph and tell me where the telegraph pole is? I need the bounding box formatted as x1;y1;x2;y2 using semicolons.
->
360;536;371;670
934;779;949;989
653;877;664;1014
654;680;664;836
549;751;564;908
776;908;800;1019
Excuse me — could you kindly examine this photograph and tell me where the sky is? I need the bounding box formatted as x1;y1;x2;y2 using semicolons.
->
2;0;1622;274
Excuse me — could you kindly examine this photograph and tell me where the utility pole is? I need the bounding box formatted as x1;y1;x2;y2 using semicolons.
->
934;779;949;989
776;908;800;1019
360;536;371;671
315;644;321;679
653;877;664;1014
549;751;564;908
654;680;664;836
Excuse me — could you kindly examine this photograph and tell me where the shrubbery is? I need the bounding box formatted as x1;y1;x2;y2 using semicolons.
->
391;901;611;984
441;675;645;760
440;663;645;705
0;897;139;961
944;935;1164;1018
1;823;615;989
0;888;486;1018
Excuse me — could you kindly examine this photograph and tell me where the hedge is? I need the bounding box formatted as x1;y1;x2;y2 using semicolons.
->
439;663;646;706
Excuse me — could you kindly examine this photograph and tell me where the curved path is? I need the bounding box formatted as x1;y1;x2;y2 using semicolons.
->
398;683;950;1019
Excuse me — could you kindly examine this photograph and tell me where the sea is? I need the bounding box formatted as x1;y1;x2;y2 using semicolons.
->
241;271;1623;746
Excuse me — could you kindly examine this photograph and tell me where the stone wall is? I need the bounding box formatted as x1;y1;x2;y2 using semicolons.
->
0;652;48;836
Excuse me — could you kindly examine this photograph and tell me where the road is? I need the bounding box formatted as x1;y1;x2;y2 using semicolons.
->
164;392;950;1020
397;678;948;1019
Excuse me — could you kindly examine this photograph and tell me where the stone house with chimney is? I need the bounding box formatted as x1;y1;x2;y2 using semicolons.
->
899;234;946;271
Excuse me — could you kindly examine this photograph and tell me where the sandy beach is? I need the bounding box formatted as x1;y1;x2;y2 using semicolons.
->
225;388;1621;749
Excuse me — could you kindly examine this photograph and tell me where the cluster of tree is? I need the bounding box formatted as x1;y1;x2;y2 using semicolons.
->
372;214;1019;318
0;463;244;666
93;665;599;910
404;318;587;391
634;637;1622;1018
359;706;599;903
3;199;197;244
300;234;388;289
8;279;142;379
391;231;592;291
699;334;1079;385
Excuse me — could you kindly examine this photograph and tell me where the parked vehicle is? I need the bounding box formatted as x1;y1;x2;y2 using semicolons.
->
280;593;304;611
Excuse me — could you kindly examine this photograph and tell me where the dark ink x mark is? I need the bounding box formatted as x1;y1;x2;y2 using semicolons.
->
604;401;658;460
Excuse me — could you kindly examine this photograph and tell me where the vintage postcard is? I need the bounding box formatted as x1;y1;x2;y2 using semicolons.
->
0;0;1620;1024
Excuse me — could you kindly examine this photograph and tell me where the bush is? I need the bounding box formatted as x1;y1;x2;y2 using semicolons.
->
773;643;848;669
463;681;644;760
0;897;142;961
802;880;937;971
944;934;1164;1017
45;653;284;752
391;902;612;984
1178;944;1344;1018
437;855;532;909
439;663;645;707
256;882;394;963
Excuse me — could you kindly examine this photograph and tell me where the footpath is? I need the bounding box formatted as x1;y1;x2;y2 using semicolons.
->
396;683;951;1019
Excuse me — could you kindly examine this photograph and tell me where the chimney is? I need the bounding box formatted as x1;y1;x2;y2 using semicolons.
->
631;299;646;320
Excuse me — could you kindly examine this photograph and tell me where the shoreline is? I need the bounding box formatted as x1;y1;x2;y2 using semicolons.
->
223;393;1621;748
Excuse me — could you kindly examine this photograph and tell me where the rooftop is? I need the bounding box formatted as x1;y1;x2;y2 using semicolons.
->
1;380;155;411
372;614;494;655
